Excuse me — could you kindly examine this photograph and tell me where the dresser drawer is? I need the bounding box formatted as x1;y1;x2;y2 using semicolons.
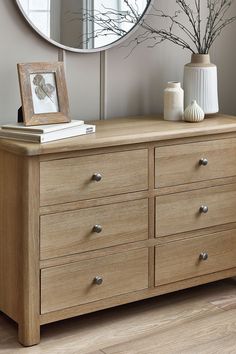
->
155;138;236;188
41;248;149;314
156;184;236;237
155;229;236;286
40;199;148;260
40;149;148;206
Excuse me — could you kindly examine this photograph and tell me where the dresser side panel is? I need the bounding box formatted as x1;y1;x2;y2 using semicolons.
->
18;155;41;346
0;150;25;321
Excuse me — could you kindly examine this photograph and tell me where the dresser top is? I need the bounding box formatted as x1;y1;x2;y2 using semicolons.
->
1;114;236;156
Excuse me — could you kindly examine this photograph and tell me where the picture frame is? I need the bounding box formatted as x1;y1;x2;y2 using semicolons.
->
17;62;70;126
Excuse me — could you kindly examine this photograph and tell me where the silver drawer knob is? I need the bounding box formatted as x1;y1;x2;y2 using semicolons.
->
93;276;103;285
93;224;102;233
199;252;208;261
199;158;208;166
199;205;208;214
92;173;102;182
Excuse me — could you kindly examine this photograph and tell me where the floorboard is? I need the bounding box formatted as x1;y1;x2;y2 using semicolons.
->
102;305;236;354
0;279;236;354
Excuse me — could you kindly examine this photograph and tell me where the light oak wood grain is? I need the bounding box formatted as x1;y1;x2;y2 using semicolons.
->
38;131;236;163
40;199;148;259
155;175;236;196
3;279;235;354
39;222;236;269
209;294;236;311
0;151;23;321
0;114;236;156
40;267;236;325
147;146;155;288
40;190;148;215
2;115;236;346
18;156;40;346
40;149;148;206
41;248;149;314
40;142;149;162
156;221;236;244
40;240;149;269
155;137;236;188
156;183;236;237
102;303;236;354
155;229;236;286
179;334;236;354
0;151;40;346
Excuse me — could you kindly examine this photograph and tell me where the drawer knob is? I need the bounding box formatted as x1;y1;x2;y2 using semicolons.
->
93;276;103;285
92;173;102;182
199;252;208;261
93;224;103;233
199;158;208;166
199;205;208;214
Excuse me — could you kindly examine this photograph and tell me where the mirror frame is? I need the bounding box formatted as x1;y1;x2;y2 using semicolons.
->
15;0;154;53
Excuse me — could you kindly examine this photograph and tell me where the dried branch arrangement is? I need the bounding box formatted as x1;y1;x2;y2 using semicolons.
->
74;0;236;54
136;0;236;54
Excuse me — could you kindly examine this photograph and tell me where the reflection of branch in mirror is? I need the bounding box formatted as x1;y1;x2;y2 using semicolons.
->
121;0;236;56
69;0;149;49
69;0;236;55
16;0;151;51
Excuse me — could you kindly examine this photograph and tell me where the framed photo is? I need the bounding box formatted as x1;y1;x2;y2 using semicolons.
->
17;62;70;126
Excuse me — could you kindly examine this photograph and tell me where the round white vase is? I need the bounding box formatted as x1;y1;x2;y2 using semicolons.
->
184;100;205;122
164;81;184;121
183;54;219;114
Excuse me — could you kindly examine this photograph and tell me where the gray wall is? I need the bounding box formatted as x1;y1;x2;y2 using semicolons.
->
0;0;235;124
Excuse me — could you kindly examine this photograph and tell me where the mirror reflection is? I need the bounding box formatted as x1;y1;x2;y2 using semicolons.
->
17;0;149;51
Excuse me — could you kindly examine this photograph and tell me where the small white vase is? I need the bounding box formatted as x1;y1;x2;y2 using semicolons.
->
164;82;184;121
184;100;205;122
184;54;219;114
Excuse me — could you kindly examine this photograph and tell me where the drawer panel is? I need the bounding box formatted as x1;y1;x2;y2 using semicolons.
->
40;199;148;260
41;248;149;314
155;138;236;188
156;184;236;237
155;229;236;286
40;149;148;206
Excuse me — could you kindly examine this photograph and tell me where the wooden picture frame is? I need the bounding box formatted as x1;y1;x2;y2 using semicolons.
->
17;62;70;126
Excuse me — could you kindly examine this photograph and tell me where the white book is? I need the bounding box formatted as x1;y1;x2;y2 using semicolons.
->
1;120;84;134
0;124;96;143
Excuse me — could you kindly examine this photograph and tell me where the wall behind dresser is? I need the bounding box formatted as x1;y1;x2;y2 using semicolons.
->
0;0;235;123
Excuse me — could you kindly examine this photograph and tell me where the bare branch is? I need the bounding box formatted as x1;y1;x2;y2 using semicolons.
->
69;0;236;54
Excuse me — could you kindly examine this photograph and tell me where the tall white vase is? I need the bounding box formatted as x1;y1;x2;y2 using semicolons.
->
184;54;219;114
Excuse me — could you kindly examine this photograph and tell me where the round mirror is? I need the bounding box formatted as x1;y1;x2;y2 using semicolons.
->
15;0;151;52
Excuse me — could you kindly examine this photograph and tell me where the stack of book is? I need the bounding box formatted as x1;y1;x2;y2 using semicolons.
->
0;120;96;143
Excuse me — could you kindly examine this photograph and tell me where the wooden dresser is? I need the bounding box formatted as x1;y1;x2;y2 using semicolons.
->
1;115;236;346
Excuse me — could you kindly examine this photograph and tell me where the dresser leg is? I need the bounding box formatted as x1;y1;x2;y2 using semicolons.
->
17;157;40;347
18;322;40;347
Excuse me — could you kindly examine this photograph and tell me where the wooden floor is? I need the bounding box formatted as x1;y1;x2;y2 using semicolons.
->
1;279;236;354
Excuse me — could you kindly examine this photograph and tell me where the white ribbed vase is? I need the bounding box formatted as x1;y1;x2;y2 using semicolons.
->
184;54;219;114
